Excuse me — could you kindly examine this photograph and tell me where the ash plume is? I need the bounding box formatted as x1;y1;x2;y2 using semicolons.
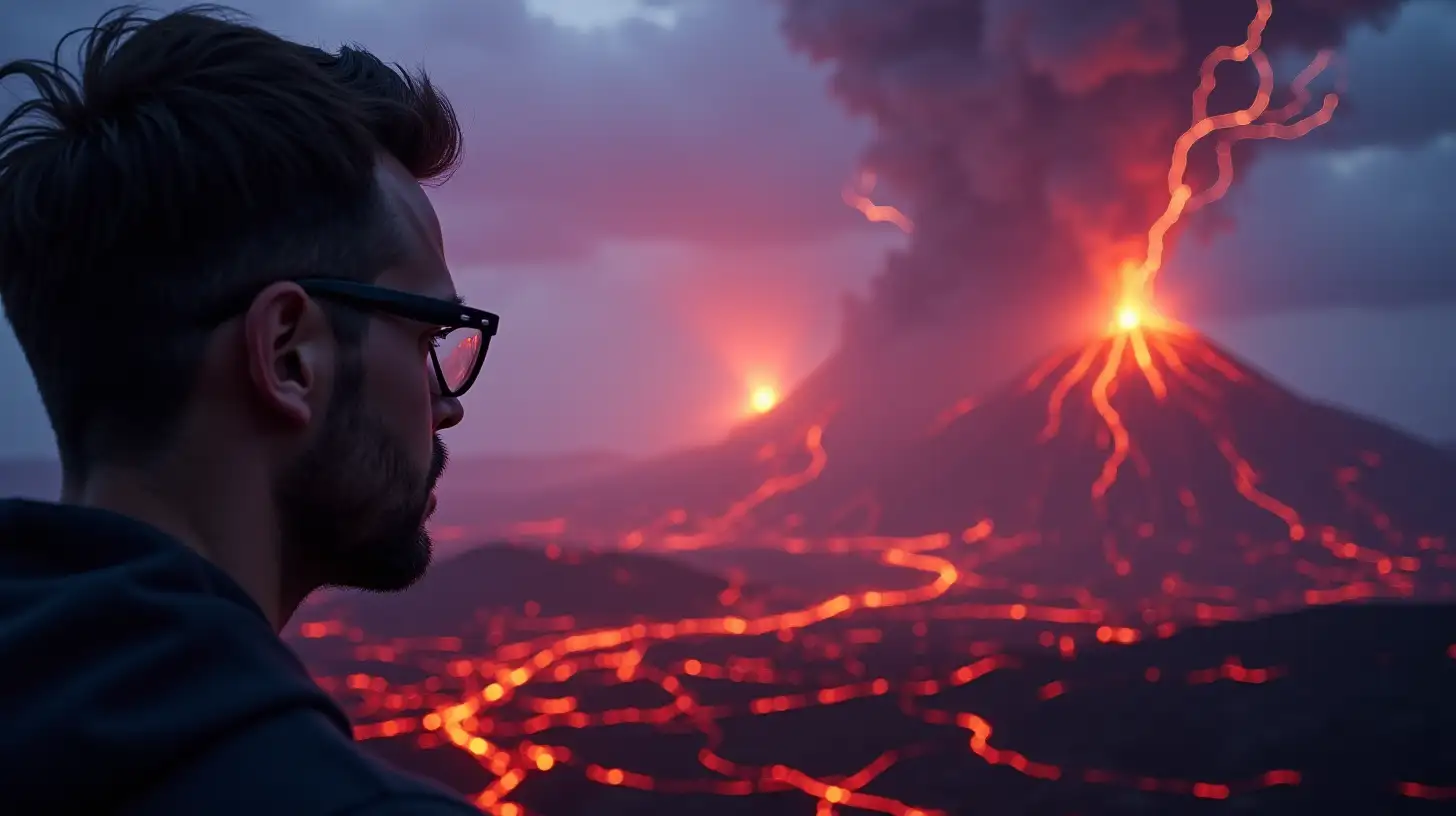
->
780;0;1408;336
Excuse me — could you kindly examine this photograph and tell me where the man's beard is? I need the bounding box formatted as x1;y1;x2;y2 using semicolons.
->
275;358;447;593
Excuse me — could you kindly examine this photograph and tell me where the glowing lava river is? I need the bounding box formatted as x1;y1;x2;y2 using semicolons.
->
289;2;1456;814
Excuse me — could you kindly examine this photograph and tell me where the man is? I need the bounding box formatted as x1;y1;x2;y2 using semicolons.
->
0;6;497;814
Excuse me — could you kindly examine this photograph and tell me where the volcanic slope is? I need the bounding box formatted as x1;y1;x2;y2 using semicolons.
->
492;325;1456;627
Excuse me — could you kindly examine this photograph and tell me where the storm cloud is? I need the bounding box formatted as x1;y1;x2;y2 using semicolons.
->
778;0;1456;334
0;0;868;269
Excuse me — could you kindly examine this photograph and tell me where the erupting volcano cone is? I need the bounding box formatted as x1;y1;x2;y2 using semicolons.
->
488;321;1454;629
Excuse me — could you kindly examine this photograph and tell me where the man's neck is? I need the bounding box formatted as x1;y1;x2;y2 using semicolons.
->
68;462;290;631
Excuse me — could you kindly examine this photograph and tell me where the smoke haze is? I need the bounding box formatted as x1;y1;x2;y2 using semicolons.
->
779;0;1418;336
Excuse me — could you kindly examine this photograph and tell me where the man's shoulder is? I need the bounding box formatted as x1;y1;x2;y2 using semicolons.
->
124;706;478;815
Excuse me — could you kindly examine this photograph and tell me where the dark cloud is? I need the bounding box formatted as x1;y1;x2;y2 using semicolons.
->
1308;0;1456;150
778;0;1456;335
2;0;1453;315
392;0;869;266
1165;135;1456;317
1161;2;1456;318
0;0;869;267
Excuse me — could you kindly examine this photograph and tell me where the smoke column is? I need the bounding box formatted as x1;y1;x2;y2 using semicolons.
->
780;0;1405;338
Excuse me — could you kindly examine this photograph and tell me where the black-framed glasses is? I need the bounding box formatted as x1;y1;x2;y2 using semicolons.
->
295;278;499;398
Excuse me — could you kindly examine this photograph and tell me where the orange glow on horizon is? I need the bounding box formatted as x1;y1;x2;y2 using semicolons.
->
749;384;780;415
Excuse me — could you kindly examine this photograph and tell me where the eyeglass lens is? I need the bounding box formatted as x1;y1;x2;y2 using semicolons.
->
436;327;484;393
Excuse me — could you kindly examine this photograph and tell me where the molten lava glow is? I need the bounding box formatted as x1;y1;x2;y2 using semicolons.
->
749;385;779;415
295;4;1456;814
842;171;914;234
1116;306;1142;332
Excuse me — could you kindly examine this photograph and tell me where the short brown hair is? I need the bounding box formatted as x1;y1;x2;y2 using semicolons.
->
0;5;462;480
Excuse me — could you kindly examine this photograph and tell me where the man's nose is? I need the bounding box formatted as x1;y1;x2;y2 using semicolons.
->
434;395;465;431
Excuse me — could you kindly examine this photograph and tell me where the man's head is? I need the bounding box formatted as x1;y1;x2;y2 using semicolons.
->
0;6;478;595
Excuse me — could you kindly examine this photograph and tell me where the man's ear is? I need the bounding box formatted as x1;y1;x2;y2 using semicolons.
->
242;281;334;428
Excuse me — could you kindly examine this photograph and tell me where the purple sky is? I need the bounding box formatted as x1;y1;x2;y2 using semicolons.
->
1;0;1453;461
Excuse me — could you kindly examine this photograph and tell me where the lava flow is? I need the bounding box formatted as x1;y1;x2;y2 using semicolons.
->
290;3;1456;814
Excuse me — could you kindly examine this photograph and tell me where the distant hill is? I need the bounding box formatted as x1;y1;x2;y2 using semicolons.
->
293;542;769;645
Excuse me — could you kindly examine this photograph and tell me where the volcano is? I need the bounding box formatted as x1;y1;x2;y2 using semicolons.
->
474;325;1455;623
293;324;1456;816
428;0;1456;630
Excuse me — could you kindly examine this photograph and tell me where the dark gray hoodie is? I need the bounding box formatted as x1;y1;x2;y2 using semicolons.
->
0;499;479;815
